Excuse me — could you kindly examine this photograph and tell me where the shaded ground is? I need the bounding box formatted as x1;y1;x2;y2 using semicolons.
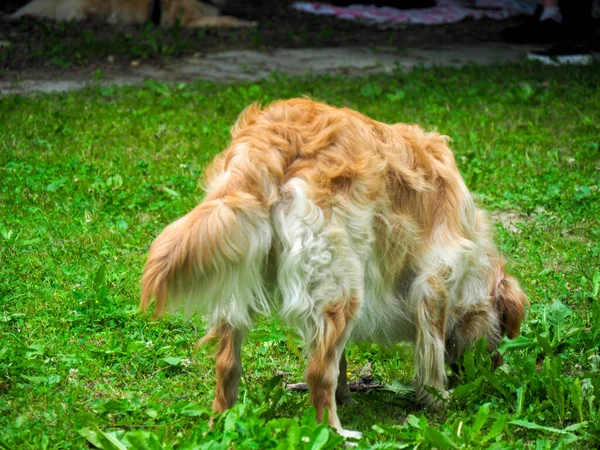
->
0;0;541;95
1;0;525;73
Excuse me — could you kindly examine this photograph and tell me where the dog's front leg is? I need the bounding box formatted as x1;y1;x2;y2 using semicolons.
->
413;278;449;409
211;322;245;413
335;348;354;405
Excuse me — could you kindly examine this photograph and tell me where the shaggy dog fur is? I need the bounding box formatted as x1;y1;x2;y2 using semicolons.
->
11;0;256;28
140;99;528;437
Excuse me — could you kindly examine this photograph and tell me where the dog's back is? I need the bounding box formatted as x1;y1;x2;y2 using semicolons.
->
142;98;486;334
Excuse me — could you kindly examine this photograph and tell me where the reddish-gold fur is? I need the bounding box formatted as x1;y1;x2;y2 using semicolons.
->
11;0;256;28
140;99;528;436
211;322;243;413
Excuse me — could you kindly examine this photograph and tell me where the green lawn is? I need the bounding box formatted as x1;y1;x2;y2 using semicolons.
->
1;64;599;449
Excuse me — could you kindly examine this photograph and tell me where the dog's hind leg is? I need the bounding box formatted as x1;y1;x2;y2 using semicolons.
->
305;297;361;438
211;322;245;413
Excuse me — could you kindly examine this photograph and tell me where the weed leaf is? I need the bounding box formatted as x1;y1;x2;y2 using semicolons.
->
473;403;491;434
310;426;329;450
179;402;207;417
78;427;103;448
509;420;570;435
161;187;180;197
423;427;459;449
498;335;535;354
160;356;183;366
482;414;508;443
125;431;164;450
46;177;67;192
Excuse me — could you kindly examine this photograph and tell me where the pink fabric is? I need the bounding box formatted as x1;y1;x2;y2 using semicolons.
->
292;1;537;25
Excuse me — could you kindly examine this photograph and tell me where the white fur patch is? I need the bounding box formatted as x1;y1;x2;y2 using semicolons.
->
338;429;363;440
272;178;375;345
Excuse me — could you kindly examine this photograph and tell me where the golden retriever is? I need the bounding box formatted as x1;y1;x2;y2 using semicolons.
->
140;99;527;438
11;0;256;28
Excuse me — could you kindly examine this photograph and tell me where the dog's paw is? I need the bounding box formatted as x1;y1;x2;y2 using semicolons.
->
336;393;356;406
338;429;362;440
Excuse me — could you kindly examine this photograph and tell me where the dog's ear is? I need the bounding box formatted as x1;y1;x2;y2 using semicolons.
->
495;273;528;339
492;274;528;369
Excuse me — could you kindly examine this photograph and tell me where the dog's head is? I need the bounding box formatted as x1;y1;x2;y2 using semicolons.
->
446;259;528;369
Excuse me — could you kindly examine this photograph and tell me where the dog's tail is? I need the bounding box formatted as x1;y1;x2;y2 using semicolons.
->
140;121;281;329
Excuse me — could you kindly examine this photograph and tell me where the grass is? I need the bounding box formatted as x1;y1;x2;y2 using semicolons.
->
0;63;599;449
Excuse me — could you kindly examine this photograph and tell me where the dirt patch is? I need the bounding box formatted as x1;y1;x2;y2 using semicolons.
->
0;43;538;95
489;210;530;233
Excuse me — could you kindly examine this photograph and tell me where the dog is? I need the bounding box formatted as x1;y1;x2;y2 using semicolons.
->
140;99;528;438
11;0;257;28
